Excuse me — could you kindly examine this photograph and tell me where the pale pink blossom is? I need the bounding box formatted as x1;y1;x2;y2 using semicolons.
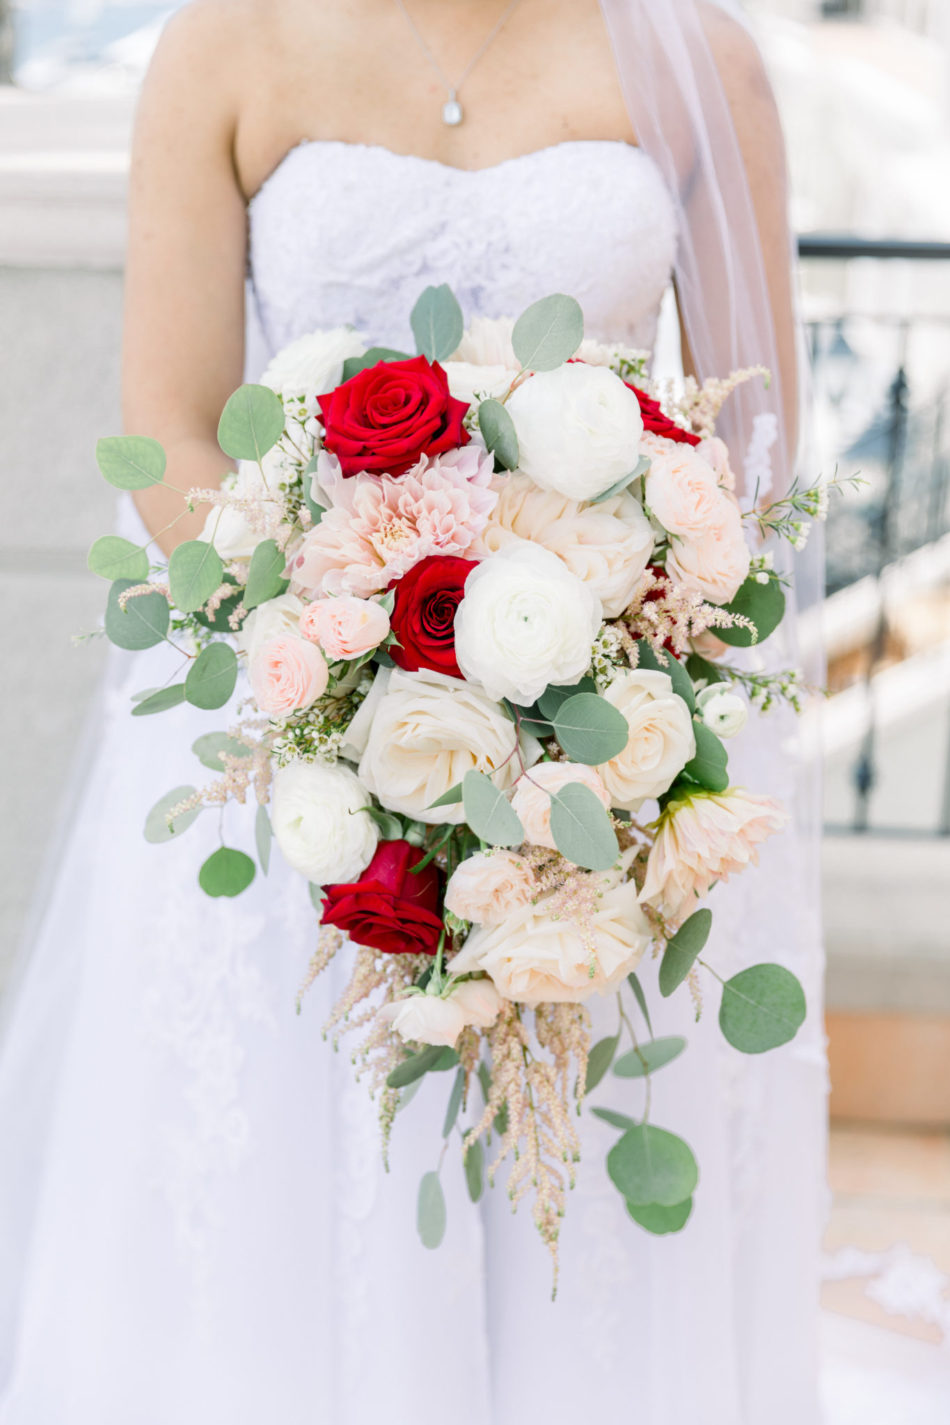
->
640;788;788;926
299;595;390;661
665;501;751;605
378;977;503;1048
643;436;725;541
696;435;737;493
248;635;328;717
511;762;611;851
291;449;497;597
444;850;536;926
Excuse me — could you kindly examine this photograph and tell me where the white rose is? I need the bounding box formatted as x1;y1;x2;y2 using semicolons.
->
443;361;519;407
444;850;535;926
357;667;540;824
262;327;366;401
452;316;517;367
575;336;649;372
199;452;287;561
696;682;748;739
475;472;654;617
238;591;306;662
510;762;611;851
271;761;378;885
379;977;503;1048
506;363;644;501
450;876;651;1005
597;668;696;809
454;542;602;706
449;977;503;1029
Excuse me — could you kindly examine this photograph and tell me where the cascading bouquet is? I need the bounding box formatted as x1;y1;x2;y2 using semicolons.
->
91;286;833;1283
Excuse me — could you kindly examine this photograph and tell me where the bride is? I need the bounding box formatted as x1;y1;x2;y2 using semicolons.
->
0;1;826;1421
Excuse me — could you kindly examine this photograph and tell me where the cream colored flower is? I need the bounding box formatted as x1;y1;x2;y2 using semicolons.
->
379;977;503;1048
643;436;725;540
443;360;518;407
444;850;536;926
696;683;748;739
597;669;696;809
510;762;611;851
452;316;517;367
665;502;751;606
262;326;366;402
238;591;307;662
271;761;378;886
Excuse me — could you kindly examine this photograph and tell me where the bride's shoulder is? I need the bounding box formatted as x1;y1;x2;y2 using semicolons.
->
697;3;778;112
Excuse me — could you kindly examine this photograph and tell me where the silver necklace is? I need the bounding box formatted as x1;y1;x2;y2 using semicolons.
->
393;0;525;126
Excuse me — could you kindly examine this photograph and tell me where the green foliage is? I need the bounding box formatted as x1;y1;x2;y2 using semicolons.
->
198;846;256;898
417;1171;447;1249
627;1197;693;1235
341;347;412;381
584;1035;619;1094
144;785;201;844
386;1044;459;1089
591;1107;637;1132
635;640;697;712
365;806;403;840
536;677;596;721
87;535;148;582
255;804;272;874
464;1138;484;1203
191;731;253;771
95;435;166;490
442;1067;465;1138
168;539;224;614
410;284;464;363
131;684;186;717
549;782;619;872
217;383;285;462
551;692;629;764
511;293;584;371
607;1124;699;1207
185;643;238;710
627;971;654;1038
105;579;169;650
613;1036;687;1079
462;770;524;848
719;963;807;1053
193;577;244;634
658;908;713;997
244;539;289;611
477;399;519;470
682;722;729;793
427;782;464;810
715;574;786;648
589;453;651;505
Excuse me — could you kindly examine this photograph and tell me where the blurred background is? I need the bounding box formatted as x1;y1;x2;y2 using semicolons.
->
1;0;949;1412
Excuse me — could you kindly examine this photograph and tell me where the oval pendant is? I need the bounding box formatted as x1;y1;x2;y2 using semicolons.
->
442;96;463;126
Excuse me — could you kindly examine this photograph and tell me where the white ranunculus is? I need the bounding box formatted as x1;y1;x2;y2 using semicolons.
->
454;542;602;706
443;361;519;408
450;875;651;1006
696;682;748;739
597;668;697;809
271;761;378;886
506;363;644;501
262;327;367;401
238;591;306;663
358;667;540;824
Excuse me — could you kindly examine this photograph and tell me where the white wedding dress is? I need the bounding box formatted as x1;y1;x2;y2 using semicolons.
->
0;140;827;1424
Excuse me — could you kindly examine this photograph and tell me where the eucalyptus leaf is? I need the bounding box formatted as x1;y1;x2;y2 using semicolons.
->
95;434;165;490
191;731;253;771
627;1196;693;1235
144;785;201;845
591;1107;638;1133
410;284;464;363
417;1170;447;1249
193;578;244;634
549;782;619;872
105;579;169;651
715;574;786;648
552;692;629;764
462;771;524;848
87;535;148;582
627;971;654;1038
244;539;289;611
589;453;651;505
511;293;584;372
198;846;256;898
365;807;403;840
478;398;519;470
537;677;597;721
308;882;325;913
584;1034;619;1094
168;539;224;614
464;1138;484;1204
682;722;729;793
442;1067;465;1139
659;908;713;997
185;643;238;710
341;347;412;381
217;383;285;462
719;963;807;1054
131;683;186;717
255;804;272;874
635;640;697;712
387;1044;459;1090
607;1124;699;1208
613;1036;687;1079
427;782;464;810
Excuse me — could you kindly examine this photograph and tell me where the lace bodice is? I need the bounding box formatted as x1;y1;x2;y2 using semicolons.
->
248;139;677;356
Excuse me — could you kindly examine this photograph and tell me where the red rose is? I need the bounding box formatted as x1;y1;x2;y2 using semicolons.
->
321;840;444;956
389;555;477;678
628;385;701;447
317;355;470;478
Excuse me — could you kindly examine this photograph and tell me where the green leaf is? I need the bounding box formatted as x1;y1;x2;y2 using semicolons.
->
549;782;619;872
635;640;696;713
191;731;253;771
464;1137;484;1203
536;677;596;721
410;284;464;363
589;453;651;505
144;785;201;844
584;1034;619;1094
131;683;186;717
302;456;325;526
715;574;786;648
682;723;729;793
255;804;272;874
198;846;256;898
244;539;289;611
341;347;412;381
87;535;148;582
217;383;285;462
417;1170;447;1249
627;971;654;1038
627;1196;693;1235
607;1125;699;1207
591;1107;637;1132
659;908;713;997
462;770;524;848
427;782;464;810
552;692;629;764
185;643;238;710
442;1067;465;1139
168;539;224;614
613;1035;687;1079
478;398;519;470
309;882;324;913
719;963;807;1054
365;807;403;840
511;293;584;372
95;435;166;490
386;1044;459;1090
105;578;169;650
193;577;244;634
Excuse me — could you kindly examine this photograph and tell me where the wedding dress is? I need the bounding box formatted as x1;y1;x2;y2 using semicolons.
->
0;139;826;1425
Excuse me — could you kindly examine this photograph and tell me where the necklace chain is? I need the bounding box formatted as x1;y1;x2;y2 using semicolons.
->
393;0;525;125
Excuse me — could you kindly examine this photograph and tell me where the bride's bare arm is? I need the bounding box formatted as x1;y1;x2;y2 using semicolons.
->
123;2;248;556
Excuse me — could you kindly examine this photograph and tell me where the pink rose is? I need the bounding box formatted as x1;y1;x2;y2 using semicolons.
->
444;850;536;926
249;635;328;717
511;762;611;852
696;436;737;492
643;436;725;541
665;500;751;605
299;595;390;661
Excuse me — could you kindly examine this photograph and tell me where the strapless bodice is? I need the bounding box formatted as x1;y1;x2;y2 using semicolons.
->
247;139;677;357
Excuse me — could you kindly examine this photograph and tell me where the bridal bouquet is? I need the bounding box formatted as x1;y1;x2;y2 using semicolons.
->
91;286;831;1281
